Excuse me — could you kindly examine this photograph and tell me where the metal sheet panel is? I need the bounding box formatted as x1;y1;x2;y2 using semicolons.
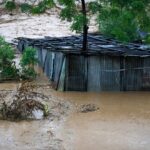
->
53;53;64;84
58;58;66;91
88;55;120;91
65;55;86;91
142;57;150;90
124;57;143;91
100;56;120;91
41;48;47;67
87;56;101;91
37;48;43;67
44;52;53;78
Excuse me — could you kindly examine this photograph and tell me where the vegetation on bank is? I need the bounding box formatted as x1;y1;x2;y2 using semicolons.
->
20;47;38;80
0;36;18;80
0;36;37;81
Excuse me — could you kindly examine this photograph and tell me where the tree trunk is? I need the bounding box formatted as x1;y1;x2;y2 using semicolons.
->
81;0;88;51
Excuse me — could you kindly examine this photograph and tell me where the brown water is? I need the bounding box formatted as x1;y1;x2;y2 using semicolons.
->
0;81;150;150
53;92;150;150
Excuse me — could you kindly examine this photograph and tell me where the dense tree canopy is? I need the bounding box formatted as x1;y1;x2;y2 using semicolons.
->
98;0;150;42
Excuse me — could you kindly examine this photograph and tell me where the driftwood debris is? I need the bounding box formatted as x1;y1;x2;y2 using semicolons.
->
0;81;49;121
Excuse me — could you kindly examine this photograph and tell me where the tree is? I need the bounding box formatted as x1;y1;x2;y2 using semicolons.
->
97;0;150;42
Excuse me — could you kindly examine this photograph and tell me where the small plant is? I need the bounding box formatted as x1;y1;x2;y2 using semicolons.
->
31;1;46;14
5;1;16;11
21;47;38;80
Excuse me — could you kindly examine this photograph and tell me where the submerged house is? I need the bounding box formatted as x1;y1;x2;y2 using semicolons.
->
16;34;150;91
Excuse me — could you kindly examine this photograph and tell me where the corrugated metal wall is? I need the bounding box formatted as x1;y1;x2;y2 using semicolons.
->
58;58;66;91
65;55;86;91
37;48;43;67
87;55;120;91
100;56;120;91
17;40;150;91
43;51;53;78
143;57;150;90
87;56;102;91
53;53;64;87
124;57;143;91
65;55;147;91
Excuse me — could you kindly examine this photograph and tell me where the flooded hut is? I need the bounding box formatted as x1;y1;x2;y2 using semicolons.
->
16;34;150;91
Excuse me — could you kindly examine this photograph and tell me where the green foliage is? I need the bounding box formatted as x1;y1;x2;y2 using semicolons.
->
88;2;101;14
71;13;88;32
44;0;55;8
99;9;138;42
0;36;18;80
5;1;16;11
31;1;46;14
98;0;150;42
60;6;77;21
58;0;74;6
58;0;89;33
31;0;55;14
21;47;38;80
144;35;150;44
21;67;37;80
0;37;14;61
1;64;19;80
21;47;37;67
20;3;32;13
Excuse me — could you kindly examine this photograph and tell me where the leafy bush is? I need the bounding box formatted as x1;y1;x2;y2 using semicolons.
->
0;36;18;80
21;47;38;80
5;1;16;11
20;3;32;13
21;68;37;80
1;64;19;80
31;1;46;14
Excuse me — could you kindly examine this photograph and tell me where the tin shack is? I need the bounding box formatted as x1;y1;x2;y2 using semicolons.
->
17;34;150;91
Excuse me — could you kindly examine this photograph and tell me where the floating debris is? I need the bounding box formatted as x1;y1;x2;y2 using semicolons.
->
0;81;49;121
79;104;99;113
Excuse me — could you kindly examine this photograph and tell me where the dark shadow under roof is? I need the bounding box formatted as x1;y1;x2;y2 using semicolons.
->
15;34;150;57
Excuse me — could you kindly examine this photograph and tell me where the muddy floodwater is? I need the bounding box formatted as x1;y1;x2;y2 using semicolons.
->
0;82;150;150
55;92;150;150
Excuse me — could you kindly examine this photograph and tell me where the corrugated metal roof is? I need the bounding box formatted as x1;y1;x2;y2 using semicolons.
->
15;34;150;57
